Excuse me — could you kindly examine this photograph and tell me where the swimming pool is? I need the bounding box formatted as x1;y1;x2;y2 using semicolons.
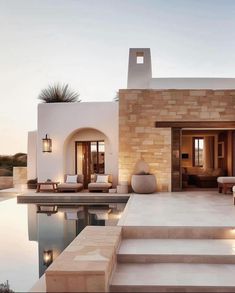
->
0;196;124;292
0;197;38;292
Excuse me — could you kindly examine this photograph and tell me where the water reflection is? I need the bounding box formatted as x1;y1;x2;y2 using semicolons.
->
29;203;124;278
0;197;125;292
0;198;38;292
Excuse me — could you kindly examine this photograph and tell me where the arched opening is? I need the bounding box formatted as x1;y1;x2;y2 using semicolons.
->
63;128;109;188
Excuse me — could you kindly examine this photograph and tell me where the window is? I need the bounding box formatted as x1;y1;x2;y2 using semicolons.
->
193;137;204;167
136;52;144;64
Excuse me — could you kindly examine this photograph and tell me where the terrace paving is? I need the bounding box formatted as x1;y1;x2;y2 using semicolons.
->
111;191;235;292
118;191;235;228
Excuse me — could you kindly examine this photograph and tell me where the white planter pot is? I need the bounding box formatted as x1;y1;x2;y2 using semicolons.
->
131;174;157;194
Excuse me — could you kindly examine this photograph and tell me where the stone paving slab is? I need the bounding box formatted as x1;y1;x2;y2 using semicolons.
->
110;263;235;292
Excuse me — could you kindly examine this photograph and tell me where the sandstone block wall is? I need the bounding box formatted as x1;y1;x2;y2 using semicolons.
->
13;167;27;187
0;177;13;190
119;89;235;192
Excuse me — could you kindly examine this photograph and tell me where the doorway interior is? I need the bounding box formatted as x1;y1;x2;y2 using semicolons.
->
75;141;105;188
181;129;235;190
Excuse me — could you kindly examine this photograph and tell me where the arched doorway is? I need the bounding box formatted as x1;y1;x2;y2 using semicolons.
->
76;140;105;188
64;128;108;188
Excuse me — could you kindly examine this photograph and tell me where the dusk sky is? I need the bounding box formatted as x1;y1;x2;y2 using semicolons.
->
1;0;235;155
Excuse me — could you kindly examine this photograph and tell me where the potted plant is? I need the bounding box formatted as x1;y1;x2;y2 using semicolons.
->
27;178;37;189
38;83;81;103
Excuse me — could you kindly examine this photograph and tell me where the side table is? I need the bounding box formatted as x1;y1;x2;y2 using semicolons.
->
36;182;59;193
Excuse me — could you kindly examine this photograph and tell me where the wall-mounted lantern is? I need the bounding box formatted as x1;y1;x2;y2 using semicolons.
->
43;250;53;267
42;134;52;152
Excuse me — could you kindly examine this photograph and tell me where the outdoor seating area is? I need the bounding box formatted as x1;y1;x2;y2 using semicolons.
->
57;174;84;192
88;174;112;192
35;174;114;193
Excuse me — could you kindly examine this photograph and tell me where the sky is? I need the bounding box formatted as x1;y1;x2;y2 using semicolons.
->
0;0;235;155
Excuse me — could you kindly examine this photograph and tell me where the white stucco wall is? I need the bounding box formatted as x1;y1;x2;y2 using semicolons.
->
127;48;152;89
37;102;119;186
27;131;37;180
127;48;235;90
150;77;235;90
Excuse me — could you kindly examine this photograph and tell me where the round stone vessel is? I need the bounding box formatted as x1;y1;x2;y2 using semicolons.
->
131;174;157;194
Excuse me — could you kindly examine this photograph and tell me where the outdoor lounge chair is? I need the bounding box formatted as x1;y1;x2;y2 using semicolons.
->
88;174;112;192
57;174;84;192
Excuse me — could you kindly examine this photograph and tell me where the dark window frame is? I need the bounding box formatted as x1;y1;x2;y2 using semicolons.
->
193;137;204;167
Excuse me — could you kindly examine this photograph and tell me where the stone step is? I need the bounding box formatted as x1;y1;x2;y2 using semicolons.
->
122;226;235;239
117;239;235;263
110;263;235;292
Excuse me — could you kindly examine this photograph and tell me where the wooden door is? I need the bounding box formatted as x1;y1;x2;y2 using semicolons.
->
171;128;182;191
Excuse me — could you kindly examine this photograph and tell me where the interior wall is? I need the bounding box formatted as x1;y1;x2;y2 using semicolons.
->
233;132;235;176
227;131;232;176
181;136;192;168
181;131;219;170
218;132;227;172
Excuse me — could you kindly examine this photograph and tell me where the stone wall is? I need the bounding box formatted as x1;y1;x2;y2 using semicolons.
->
0;177;13;190
13;167;27;187
119;89;235;191
45;226;122;292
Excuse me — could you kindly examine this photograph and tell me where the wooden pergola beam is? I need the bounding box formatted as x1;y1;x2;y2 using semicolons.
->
155;121;235;128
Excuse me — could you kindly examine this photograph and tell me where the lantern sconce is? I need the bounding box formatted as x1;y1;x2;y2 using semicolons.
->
43;250;53;267
42;134;52;153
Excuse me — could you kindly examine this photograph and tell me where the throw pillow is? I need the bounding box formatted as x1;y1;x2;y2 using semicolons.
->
96;175;109;183
66;175;77;183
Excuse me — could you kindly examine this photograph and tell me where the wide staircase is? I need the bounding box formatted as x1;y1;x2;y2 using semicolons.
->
110;226;235;292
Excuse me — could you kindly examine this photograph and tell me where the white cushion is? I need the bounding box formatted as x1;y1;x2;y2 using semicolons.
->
96;175;109;183
233;186;235;193
66;175;77;183
217;177;235;183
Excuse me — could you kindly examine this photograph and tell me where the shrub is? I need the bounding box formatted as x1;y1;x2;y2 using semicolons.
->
38;83;80;103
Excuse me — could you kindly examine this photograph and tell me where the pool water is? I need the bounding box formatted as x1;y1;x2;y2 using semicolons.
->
0;196;124;292
0;198;38;292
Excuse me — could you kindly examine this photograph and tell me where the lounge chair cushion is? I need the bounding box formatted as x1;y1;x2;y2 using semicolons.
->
217;177;235;183
57;182;83;190
88;182;112;189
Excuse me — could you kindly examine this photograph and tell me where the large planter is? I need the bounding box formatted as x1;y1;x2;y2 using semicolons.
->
131;174;157;194
27;179;37;189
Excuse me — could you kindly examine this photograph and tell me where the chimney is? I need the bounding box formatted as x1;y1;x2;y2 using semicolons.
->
127;48;152;89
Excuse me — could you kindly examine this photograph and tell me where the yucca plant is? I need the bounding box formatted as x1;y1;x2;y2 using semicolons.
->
38;83;80;103
113;91;119;102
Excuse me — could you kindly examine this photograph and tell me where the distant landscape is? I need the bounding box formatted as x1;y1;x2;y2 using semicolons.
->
0;153;27;176
0;153;27;190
